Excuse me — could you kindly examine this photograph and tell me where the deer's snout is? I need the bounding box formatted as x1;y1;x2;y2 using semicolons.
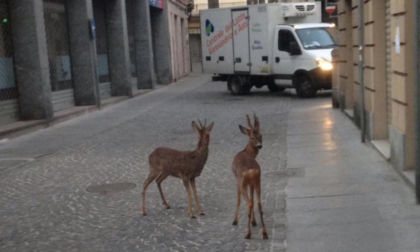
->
256;144;263;149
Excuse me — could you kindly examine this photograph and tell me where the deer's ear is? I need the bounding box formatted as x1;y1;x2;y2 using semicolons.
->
205;121;214;133
246;114;253;128
254;114;260;131
192;121;201;135
239;125;250;135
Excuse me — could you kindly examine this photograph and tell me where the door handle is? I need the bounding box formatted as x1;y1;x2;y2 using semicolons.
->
275;57;280;63
262;56;268;63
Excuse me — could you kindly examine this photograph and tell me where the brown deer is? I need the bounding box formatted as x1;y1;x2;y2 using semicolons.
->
141;119;214;218
231;114;268;240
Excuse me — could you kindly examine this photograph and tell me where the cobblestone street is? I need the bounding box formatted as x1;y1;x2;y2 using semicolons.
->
2;74;420;252
0;75;290;252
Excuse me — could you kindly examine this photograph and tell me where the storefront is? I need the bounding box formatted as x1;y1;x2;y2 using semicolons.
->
0;0;19;126
93;0;112;99
43;0;76;112
0;0;189;127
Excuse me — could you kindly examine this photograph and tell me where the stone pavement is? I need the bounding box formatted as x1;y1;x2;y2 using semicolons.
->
0;74;289;252
0;73;420;252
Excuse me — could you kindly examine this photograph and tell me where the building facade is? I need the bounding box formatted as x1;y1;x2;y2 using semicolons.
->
0;0;190;127
168;0;191;81
332;0;417;188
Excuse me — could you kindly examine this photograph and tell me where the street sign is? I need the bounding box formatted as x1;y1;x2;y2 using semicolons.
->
396;25;401;54
149;0;164;9
90;18;96;40
326;6;336;14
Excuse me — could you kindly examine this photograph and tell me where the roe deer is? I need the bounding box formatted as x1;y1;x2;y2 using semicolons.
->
141;119;214;218
232;114;268;240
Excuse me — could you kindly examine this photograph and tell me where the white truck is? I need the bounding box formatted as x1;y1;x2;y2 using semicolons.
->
200;2;337;98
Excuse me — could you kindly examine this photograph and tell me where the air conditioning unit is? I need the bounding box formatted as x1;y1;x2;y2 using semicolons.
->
281;3;316;17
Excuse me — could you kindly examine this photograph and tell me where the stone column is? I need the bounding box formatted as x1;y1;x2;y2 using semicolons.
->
363;0;387;141
9;0;53;120
132;0;155;89
106;0;132;96
150;1;173;84
66;0;100;106
389;0;416;172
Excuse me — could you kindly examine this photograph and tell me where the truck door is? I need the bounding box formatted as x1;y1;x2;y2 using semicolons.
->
273;27;301;86
232;9;250;73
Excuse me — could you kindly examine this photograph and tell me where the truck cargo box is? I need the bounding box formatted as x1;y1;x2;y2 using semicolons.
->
200;3;321;76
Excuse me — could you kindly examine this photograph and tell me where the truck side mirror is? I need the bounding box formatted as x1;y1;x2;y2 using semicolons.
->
290;42;301;56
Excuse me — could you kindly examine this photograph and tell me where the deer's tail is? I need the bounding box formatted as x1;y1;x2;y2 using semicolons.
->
242;168;260;188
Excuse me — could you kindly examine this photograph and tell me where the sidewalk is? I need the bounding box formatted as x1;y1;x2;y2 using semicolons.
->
285;96;420;252
0;64;205;142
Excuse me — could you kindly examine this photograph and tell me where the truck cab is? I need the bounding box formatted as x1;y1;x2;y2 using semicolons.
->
271;23;337;97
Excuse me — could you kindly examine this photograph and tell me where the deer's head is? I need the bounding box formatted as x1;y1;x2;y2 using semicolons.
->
192;119;214;147
239;114;262;150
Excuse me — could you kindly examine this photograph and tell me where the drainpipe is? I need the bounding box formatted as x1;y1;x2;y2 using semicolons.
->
414;0;420;204
358;0;365;143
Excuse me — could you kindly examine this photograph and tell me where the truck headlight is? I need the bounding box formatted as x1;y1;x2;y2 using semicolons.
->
316;57;333;71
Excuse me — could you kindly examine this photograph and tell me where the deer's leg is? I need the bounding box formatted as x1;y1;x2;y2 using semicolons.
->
156;173;170;209
182;177;196;219
255;182;268;240
232;182;241;225
190;178;205;216
250;186;257;227
142;172;158;216
251;208;257;226
241;182;252;239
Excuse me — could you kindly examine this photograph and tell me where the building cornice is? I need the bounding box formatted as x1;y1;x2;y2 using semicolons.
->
169;0;188;8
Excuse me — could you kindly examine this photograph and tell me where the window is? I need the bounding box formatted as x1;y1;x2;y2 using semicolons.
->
295;27;337;50
0;0;18;101
278;30;298;53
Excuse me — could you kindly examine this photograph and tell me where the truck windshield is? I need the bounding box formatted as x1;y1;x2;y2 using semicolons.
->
295;27;338;50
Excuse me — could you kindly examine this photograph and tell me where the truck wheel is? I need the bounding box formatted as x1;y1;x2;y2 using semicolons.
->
267;83;286;93
227;76;249;95
295;74;317;98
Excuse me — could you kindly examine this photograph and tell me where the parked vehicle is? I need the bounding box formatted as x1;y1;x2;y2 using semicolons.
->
200;2;337;98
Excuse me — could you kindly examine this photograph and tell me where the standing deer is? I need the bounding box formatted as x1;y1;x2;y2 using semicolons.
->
232;114;268;240
141;119;214;218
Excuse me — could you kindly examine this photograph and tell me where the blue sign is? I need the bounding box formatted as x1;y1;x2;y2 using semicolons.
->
90;18;96;40
149;0;164;9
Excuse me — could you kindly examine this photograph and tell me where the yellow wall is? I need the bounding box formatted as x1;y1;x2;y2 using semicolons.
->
334;0;416;170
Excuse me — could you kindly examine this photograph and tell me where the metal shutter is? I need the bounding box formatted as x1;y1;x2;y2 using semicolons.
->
44;0;76;112
0;100;19;126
